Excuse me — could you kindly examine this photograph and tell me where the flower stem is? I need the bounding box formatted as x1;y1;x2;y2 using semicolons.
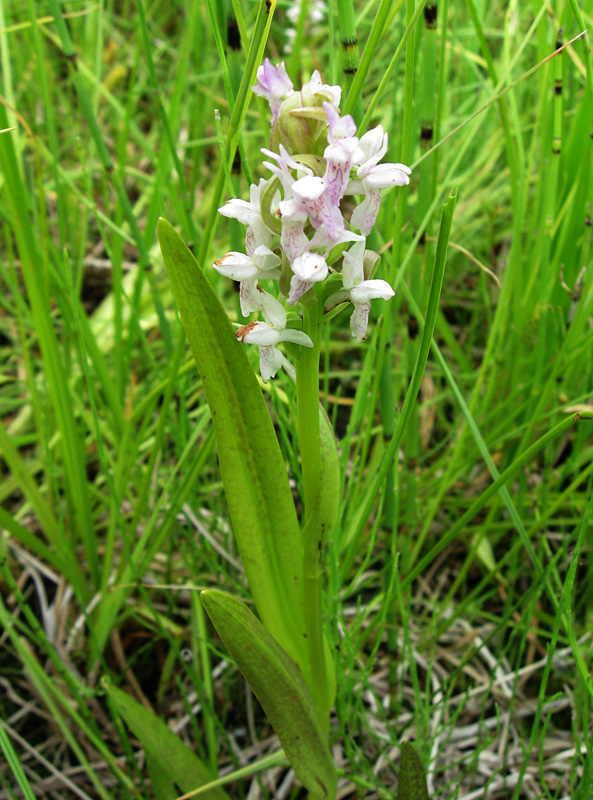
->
296;297;328;728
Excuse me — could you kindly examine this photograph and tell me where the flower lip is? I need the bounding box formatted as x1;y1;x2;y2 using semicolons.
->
292;175;327;201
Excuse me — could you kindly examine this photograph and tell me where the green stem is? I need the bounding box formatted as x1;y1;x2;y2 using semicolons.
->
297;301;323;523
296;298;327;727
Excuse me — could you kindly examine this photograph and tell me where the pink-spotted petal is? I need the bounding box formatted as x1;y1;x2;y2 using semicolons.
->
350;190;381;236
281;218;309;262
258;345;284;383
349;301;372;342
288;276;314;305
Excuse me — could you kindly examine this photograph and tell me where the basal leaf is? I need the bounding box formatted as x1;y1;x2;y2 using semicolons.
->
398;741;430;800
201;590;337;800
157;218;307;677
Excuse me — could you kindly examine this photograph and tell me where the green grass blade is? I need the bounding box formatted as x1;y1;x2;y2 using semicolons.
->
0;724;36;800
104;681;229;800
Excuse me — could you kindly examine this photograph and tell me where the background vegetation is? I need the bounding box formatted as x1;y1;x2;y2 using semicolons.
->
1;0;592;797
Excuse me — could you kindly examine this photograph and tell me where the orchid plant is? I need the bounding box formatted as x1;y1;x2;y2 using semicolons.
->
158;60;415;800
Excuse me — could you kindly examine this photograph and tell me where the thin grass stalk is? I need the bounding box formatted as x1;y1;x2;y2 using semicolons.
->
522;27;563;311
566;0;593;289
412;30;580;171
512;490;593;798
44;0;173;355
402;411;593;596
514;268;592;457
0;595;140;798
402;273;568;599
381;0;416;698
1;231;57;529
287;0;311;80
342;0;394;117
226;8;252;228
340;100;489;558
430;0;447;190
356;0;428;131
196;0;276;269
327;0;337;83
0;724;36;800
135;0;197;242
415;0;437;274
0;0;19;159
352;188;456;585
60;253;134;611
93;424;215;651
0;119;96;601
380;0;418;527
412;30;583;449
469;6;550;414
0;554;103;740
25;0;66;254
206;0;252;191
566;0;593;109
463;0;520;204
193;594;218;774
335;0;364;122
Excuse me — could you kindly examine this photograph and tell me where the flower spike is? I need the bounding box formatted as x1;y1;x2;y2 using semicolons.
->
217;64;411;379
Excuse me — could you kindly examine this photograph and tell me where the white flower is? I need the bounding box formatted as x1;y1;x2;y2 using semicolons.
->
325;239;394;341
219;179;273;257
236;307;313;383
288;251;328;305
214;246;281;283
348;126;412;236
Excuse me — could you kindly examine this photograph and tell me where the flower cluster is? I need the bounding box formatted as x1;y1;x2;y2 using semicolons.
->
215;60;411;382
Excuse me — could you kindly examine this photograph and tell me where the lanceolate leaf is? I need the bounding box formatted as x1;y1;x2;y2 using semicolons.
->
398;742;430;800
158;218;307;677
104;682;229;800
201;590;337;800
